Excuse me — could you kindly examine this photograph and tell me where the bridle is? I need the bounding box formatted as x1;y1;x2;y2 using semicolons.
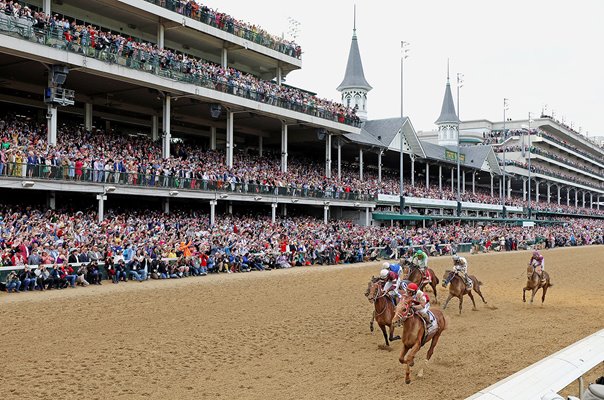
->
392;296;413;327
368;281;390;317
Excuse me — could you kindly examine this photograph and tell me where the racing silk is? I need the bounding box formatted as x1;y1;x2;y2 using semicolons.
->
454;258;468;274
412;251;428;269
409;289;429;307
530;255;544;267
389;263;401;276
384;270;398;283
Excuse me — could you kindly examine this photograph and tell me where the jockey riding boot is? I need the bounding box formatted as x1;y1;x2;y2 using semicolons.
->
442;279;449;288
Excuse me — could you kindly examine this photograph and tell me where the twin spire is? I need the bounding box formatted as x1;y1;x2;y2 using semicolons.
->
337;5;372;92
435;59;460;125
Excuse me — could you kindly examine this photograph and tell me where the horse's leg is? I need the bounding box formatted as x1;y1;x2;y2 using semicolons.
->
458;294;464;314
426;330;443;360
522;286;527;303
541;285;548;305
530;287;538;304
467;291;478;311
399;344;410;365
370;311;375;332
431;282;438;304
388;324;400;341
404;340;422;384
379;324;389;347
474;285;487;304
443;294;453;310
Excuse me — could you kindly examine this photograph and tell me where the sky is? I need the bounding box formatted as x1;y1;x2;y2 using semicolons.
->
200;0;603;136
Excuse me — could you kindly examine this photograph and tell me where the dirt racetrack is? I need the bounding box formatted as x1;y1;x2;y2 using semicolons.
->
1;246;603;400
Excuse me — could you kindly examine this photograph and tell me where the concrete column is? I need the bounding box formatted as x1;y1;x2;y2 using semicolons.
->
365;207;370;226
535;180;540;203
325;133;332;178
425;163;430;188
547;183;551;204
567;188;570;207
472;172;476;194
439;165;442;192
337;139;341;180
271;203;277;223
557;185;561;206
258;135;263;157
210;200;217;225
451;168;454;192
282;204;287;217
359;148;364;181
281;122;288;173
507;177;512;199
84;103;93;131
163;198;169;214
96;194;106;223
157;23;165;50
575;190;579;208
228;203;233;215
410;156;415;187
221;47;228;68
47;106;57;146
522;178;527;201
499;177;502;199
151;115;159;141
378;151;382;182
490;174;494;197
43;0;50;15
210;127;217;150
590;192;593;209
598;196;601;211
276;67;282;86
226;110;234;168
47;191;56;210
582;191;586;208
462;170;466;193
162;94;171;158
323;205;329;224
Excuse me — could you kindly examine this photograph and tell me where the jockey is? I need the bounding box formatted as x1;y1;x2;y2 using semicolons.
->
406;282;431;325
529;250;545;273
443;255;471;287
379;268;402;300
411;249;430;283
383;261;402;277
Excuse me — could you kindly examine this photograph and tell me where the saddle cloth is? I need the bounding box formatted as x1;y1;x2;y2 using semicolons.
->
420;311;438;345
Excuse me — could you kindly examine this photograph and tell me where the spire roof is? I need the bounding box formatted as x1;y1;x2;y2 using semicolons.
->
337;15;372;92
435;74;460;125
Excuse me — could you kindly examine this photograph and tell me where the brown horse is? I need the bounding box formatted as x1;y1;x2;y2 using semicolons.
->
392;296;447;384
366;279;400;347
441;270;487;314
523;266;553;304
401;262;439;303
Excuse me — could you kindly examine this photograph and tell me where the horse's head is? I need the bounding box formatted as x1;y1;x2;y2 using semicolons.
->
366;279;383;303
364;276;376;298
442;269;453;281
391;295;413;327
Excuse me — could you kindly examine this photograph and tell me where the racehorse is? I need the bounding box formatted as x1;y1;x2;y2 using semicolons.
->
401;262;439;304
392;296;447;384
441;270;487;314
523;266;553;304
365;279;400;347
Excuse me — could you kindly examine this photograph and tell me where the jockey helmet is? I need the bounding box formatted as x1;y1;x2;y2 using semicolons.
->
415;250;424;258
379;269;389;279
382;262;390;269
452;255;460;263
407;282;418;293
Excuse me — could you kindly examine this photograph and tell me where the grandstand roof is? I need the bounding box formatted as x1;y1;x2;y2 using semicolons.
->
337;29;372;92
435;78;460;125
421;141;501;174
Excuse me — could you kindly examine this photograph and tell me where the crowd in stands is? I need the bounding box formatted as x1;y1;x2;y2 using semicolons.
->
505;159;604;191
146;0;301;59
1;204;602;293
0;1;358;126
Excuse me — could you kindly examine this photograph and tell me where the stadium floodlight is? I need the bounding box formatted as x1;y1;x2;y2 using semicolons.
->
22;181;35;188
104;186;116;193
169;190;179;196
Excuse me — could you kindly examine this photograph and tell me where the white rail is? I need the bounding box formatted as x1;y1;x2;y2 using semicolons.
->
467;329;604;400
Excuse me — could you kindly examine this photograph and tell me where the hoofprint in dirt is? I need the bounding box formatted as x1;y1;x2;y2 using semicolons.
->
0;246;602;400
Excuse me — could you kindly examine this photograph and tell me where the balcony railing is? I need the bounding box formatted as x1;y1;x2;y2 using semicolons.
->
143;0;302;59
0;162;375;201
0;16;360;128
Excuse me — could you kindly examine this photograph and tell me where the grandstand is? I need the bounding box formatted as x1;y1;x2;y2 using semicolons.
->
0;0;602;228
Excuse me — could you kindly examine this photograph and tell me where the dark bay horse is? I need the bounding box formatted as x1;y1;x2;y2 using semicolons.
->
441;270;487;314
523;266;553;304
366;279;400;347
392;296;447;384
402;263;439;304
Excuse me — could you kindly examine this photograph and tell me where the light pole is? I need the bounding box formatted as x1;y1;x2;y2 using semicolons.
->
456;72;464;202
399;41;410;214
502;98;509;217
527;112;533;218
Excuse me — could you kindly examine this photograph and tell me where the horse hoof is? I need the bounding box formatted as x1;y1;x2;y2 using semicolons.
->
409;361;415;367
392;335;401;341
472;308;478;311
405;378;411;385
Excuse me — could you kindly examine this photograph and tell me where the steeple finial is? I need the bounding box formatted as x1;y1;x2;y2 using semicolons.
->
447;58;450;83
353;4;357;37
